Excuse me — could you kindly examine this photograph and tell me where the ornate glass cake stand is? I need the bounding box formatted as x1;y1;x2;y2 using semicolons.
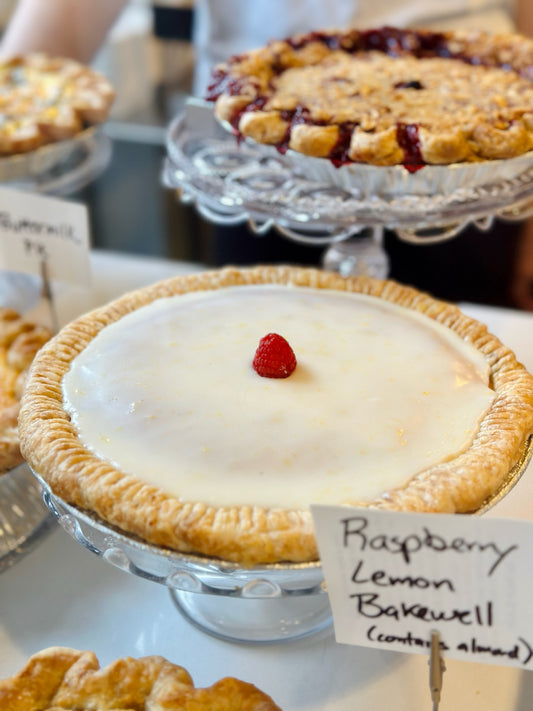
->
163;100;533;278
31;435;532;645
34;471;330;644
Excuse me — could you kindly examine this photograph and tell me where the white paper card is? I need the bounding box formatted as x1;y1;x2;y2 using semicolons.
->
312;505;533;669
0;187;90;287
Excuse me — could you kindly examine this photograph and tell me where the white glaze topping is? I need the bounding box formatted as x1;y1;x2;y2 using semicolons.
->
63;285;495;509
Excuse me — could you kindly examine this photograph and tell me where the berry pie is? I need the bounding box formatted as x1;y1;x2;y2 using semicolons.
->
18;267;533;565
207;27;533;169
0;646;281;710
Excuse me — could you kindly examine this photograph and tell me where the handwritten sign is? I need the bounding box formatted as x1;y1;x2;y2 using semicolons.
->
0;186;90;286
311;506;533;669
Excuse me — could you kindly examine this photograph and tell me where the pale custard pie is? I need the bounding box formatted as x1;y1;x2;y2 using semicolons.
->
18;267;533;565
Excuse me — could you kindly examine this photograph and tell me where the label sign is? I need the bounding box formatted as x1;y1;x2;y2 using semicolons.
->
0;187;90;286
311;506;533;669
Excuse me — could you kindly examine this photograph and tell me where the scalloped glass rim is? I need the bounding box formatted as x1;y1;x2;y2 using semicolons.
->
164;106;533;241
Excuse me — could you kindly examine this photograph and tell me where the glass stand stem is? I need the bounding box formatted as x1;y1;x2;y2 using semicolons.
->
321;225;389;278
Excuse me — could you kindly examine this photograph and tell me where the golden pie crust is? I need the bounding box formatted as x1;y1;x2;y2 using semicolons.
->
18;266;533;565
0;646;281;710
208;27;533;167
0;308;52;474
0;54;114;156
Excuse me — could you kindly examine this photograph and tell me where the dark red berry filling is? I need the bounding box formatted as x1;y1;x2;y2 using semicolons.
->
396;123;425;173
206;26;521;171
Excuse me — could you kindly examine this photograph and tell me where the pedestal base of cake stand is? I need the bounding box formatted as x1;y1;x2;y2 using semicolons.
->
35;471;332;645
169;586;332;644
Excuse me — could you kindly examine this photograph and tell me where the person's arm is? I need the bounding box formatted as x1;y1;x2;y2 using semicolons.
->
0;0;128;62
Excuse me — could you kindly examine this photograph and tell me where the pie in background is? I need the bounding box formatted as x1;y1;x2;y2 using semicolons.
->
207;27;533;168
17;266;533;565
0;308;52;474
0;646;282;710
0;53;114;156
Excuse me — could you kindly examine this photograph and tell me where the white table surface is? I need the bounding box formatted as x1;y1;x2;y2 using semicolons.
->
4;249;533;711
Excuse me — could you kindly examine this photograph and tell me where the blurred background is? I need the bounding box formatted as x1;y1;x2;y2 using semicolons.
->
0;0;529;310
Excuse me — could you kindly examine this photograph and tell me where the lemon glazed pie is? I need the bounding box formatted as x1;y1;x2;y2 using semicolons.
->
18;267;533;565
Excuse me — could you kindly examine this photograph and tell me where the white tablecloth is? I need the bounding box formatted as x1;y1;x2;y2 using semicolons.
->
3;250;533;710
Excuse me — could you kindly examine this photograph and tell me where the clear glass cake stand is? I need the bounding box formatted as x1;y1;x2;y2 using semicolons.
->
33;471;330;645
163;99;533;278
31;435;532;645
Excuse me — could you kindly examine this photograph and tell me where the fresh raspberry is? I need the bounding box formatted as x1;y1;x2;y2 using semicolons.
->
252;333;297;379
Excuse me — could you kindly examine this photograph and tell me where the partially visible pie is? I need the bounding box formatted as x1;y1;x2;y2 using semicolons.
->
0;646;281;710
0;308;52;474
207;27;533;168
0;53;114;155
17;266;533;565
